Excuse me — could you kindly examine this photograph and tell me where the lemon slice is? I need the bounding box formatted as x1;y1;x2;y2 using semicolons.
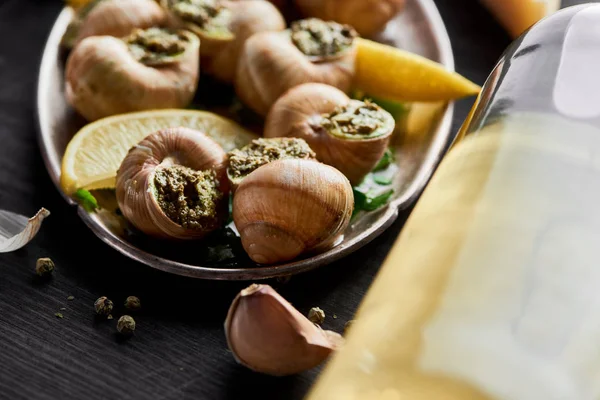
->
354;38;481;102
60;109;258;195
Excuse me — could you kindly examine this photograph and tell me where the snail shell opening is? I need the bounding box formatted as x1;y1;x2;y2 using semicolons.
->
116;127;229;240
265;83;395;185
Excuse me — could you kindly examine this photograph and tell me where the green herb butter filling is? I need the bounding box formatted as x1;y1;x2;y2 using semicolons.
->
320;100;393;139
228;138;316;181
291;18;357;58
168;0;232;36
153;165;222;230
126;28;189;65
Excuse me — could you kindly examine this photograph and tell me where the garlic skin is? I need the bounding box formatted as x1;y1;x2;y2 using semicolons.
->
233;159;353;264
265;83;395;185
160;0;285;83
235;21;357;116
225;284;344;376
295;0;405;37
69;0;168;48
116;127;229;240
65;29;199;121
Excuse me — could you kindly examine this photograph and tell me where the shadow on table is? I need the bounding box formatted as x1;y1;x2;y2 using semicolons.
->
222;364;320;400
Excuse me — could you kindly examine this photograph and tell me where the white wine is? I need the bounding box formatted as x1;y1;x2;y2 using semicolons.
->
308;5;600;400
312;113;600;399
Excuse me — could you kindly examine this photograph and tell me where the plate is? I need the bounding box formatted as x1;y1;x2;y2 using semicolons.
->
36;1;455;280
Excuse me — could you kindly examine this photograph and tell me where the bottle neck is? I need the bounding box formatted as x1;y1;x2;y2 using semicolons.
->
459;4;600;144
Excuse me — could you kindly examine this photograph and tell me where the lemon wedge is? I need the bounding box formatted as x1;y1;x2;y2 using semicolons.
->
60;109;258;195
354;38;481;102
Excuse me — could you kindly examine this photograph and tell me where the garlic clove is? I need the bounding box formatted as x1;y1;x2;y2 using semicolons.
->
233;159;353;264
265;83;395;185
225;284;343;376
116;127;229;240
0;208;50;253
71;0;169;48
235;19;357;116
66;28;200;121
295;0;406;38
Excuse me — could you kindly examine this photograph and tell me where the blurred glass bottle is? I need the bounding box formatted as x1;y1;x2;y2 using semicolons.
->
480;0;561;38
307;5;600;400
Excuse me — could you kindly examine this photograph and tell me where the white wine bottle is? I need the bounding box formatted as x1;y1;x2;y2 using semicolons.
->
307;5;600;400
480;0;561;38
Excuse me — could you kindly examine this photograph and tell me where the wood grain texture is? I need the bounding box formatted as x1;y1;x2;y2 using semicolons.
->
0;0;590;398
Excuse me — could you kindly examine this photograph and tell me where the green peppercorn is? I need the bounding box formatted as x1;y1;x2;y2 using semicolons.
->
94;296;113;317
124;296;141;311
35;258;55;278
117;315;136;336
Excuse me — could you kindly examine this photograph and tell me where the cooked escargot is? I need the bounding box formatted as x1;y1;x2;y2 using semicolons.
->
236;18;357;116
265;83;395;185
159;0;285;82
227;138;316;189
116;127;229;240
62;0;168;49
66;28;200;121
233;159;353;264
295;0;405;38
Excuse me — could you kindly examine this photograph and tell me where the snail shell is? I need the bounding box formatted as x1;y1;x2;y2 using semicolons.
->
65;28;200;121
230;0;290;16
116;127;229;240
160;0;285;83
233;159;353;264
235;19;357;116
295;0;405;37
69;0;168;48
265;83;395;185
205;1;285;83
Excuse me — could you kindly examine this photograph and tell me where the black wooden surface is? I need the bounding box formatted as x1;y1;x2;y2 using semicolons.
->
0;0;589;399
